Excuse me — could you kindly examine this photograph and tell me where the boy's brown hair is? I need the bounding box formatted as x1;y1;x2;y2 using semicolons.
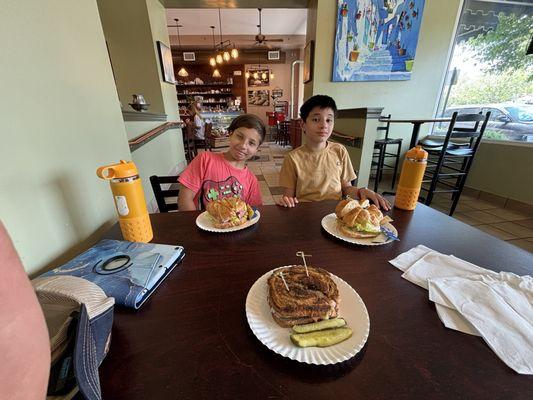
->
227;114;267;143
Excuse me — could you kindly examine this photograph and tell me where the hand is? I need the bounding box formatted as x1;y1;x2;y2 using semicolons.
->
359;188;391;211
276;195;299;208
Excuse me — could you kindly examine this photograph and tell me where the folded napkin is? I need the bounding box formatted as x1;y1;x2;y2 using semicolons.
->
390;245;533;375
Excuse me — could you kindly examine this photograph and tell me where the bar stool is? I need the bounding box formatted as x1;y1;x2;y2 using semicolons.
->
372;114;402;193
183;122;197;163
266;112;277;141
419;111;490;216
276;120;290;147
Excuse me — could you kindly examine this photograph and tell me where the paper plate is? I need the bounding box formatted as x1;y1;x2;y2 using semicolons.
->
196;210;260;233
321;213;398;246
245;267;370;365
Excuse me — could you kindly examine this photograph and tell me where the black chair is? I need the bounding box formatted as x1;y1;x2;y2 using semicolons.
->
149;175;180;213
419;111;490;215
372;114;403;192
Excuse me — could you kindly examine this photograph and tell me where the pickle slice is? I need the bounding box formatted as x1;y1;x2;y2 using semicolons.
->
292;318;346;334
290;327;353;348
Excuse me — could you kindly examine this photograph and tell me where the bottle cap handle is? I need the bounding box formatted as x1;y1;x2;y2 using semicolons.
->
96;165;115;180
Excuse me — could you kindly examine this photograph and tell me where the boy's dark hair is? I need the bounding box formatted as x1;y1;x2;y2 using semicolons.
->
227;114;267;143
299;95;338;122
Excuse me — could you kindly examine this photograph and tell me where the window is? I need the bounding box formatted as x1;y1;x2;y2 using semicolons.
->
435;0;533;143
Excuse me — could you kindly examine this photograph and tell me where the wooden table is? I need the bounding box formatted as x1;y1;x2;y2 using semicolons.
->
380;117;451;148
100;202;532;399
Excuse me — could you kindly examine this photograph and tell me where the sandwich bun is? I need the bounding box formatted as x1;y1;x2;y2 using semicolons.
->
334;199;383;238
206;197;252;229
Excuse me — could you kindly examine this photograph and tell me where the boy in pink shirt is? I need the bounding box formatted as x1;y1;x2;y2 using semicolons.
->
178;114;266;210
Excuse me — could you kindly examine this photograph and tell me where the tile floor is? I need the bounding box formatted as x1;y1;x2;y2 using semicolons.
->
245;142;533;254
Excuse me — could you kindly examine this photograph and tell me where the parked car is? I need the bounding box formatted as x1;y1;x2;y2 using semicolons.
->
440;103;533;142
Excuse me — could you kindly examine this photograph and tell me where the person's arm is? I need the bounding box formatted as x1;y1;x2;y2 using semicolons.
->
276;187;299;208
342;182;391;211
177;185;198;211
277;156;298;207
0;222;50;400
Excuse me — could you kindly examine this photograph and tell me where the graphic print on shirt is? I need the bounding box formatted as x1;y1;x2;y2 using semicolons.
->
200;176;244;207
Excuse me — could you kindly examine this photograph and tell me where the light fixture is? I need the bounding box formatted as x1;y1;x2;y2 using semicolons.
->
207;9;238;66
231;48;239;58
174;18;188;77
253;71;259;79
270;72;275;80
223;51;230;61
245;71;250;79
261;71;267;80
216;54;223;64
212;69;221;78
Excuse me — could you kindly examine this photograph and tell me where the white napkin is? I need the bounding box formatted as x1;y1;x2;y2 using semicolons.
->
390;246;533;375
428;272;533;375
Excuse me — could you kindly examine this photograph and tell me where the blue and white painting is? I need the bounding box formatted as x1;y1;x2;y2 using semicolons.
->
333;0;425;81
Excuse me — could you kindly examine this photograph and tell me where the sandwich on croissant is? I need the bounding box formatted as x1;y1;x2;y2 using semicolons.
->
335;198;383;238
206;197;254;229
267;265;339;328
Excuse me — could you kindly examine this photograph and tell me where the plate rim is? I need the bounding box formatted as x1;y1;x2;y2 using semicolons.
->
196;209;260;233
245;266;370;365
321;213;398;246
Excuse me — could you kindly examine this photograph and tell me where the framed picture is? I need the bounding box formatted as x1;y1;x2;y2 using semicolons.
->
247;70;270;87
247;90;270;106
332;0;426;81
156;41;176;84
303;40;314;83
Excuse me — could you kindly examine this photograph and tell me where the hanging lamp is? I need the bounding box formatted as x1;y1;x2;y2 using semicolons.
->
174;19;188;77
212;69;221;78
209;26;217;66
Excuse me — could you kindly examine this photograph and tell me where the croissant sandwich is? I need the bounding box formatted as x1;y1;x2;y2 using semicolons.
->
206;197;254;229
335;198;383;238
267;266;339;328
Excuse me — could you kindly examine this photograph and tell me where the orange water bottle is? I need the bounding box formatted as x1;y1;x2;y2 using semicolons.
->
97;160;153;242
394;146;428;211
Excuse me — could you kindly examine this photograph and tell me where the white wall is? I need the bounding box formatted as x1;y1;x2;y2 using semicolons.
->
0;1;131;275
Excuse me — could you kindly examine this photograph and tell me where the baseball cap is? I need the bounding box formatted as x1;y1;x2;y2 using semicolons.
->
32;275;115;400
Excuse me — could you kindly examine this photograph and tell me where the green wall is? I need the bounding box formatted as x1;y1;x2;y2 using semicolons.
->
0;1;131;275
467;142;533;204
97;0;171;117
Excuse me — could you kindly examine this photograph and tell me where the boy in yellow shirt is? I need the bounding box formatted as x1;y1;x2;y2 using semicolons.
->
277;95;390;210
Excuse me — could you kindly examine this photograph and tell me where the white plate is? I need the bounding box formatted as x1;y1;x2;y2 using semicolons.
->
196;210;260;233
245;267;370;365
321;213;398;246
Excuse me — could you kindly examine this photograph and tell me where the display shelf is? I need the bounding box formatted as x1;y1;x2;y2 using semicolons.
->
176;83;233;87
177;92;232;96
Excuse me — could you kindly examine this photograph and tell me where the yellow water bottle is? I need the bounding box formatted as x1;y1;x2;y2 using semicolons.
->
394;146;428;211
97;160;153;242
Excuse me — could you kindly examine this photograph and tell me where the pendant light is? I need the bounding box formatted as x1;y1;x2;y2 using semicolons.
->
231;47;239;59
174;19;188;77
212;69;221;78
270;71;275;80
245;71;250;79
209;26;217;66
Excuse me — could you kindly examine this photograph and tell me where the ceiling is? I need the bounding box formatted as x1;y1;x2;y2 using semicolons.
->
166;8;307;35
161;0;309;9
166;8;307;51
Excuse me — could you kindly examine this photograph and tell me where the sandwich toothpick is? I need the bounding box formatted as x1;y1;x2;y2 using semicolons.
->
279;270;290;292
296;251;312;276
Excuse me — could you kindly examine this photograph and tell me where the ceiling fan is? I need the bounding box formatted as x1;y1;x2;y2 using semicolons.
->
252;8;284;48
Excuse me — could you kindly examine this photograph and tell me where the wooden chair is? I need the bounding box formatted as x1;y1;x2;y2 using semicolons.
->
372;114;402;193
195;122;212;152
183;122;197;163
419;111;490;215
276;120;290;147
149;175;180;213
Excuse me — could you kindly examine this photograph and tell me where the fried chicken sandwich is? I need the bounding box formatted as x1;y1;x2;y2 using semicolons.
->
335;198;384;238
206;197;254;229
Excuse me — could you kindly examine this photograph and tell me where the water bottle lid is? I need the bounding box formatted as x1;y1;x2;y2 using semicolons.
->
96;160;139;180
406;145;428;161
